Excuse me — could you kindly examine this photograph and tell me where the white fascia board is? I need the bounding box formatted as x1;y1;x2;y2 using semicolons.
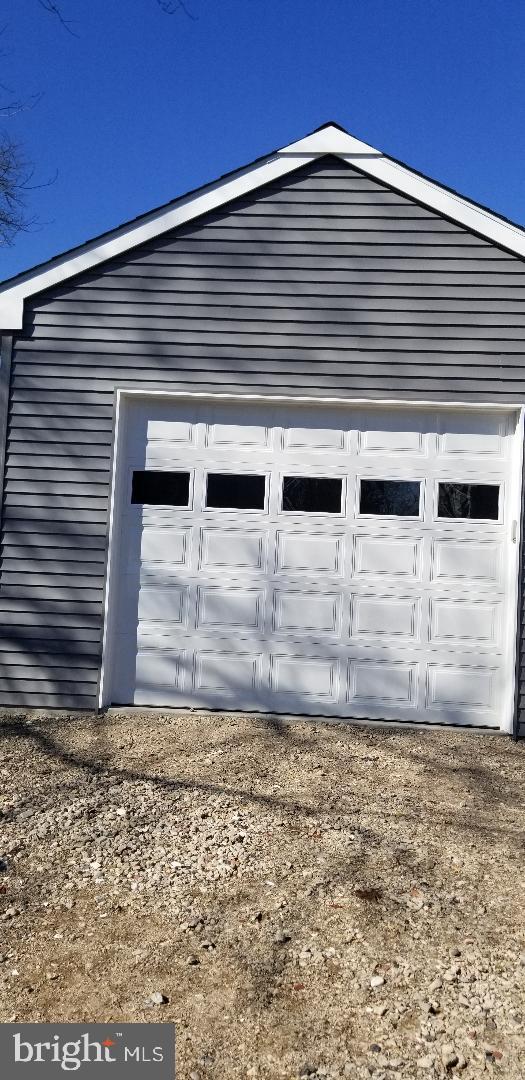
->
2;122;525;330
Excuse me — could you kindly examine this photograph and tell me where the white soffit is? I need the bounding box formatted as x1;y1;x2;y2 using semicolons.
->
2;122;525;330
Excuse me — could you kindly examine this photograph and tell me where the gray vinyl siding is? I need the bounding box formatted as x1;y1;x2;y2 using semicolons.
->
2;154;525;730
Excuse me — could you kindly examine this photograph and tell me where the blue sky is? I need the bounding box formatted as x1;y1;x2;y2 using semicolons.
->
2;0;525;281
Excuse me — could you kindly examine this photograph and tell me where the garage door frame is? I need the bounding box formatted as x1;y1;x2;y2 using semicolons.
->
98;388;525;733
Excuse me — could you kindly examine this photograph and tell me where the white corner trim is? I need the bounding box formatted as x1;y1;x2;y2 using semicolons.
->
2;122;525;331
506;405;525;734
98;389;124;711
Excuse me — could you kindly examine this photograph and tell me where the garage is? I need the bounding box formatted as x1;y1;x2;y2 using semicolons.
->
105;395;520;728
3;123;525;732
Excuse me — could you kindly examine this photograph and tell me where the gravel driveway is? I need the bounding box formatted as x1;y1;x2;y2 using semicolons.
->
0;709;524;1079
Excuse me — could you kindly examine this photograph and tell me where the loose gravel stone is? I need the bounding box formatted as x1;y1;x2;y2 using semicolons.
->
148;991;169;1006
441;1044;459;1068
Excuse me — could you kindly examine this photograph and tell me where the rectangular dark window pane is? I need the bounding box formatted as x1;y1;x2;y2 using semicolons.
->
131;470;190;506
438;482;499;520
360;479;420;516
282;476;342;514
206;473;266;509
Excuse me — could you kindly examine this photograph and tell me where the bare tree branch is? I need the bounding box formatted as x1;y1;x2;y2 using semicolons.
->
156;0;198;19
0;136;32;244
0;92;43;119
0;127;57;247
37;0;79;37
36;0;198;31
0;0;198;247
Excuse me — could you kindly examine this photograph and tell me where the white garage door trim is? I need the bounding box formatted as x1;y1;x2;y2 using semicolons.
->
99;390;525;733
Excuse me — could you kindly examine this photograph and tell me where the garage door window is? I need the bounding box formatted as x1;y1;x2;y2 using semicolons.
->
131;470;190;506
282;476;343;514
359;479;421;517
437;482;500;520
206;473;266;510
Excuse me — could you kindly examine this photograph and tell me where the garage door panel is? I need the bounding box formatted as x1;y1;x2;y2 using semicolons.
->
430;538;502;586
199;527;268;573
193;649;262;696
282;423;347;453
135;647;188;700
196;586;264;632
145;426;196;463
353;534;421;579
137;584;188;626
437;413;508;461
357;428;426;456
146;418;197;446
205;421;272;451
269;653;340;702
429;597;500;647
425;663;498;718
350;593;420;641
272;590;343;636
438;431;505;459
347;658;418;709
275;530;345;575
139;527;191;567
112;400;515;729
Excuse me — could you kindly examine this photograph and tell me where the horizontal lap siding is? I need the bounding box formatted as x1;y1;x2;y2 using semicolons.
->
2;154;525;724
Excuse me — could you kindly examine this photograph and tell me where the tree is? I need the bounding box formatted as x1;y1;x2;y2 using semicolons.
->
0;134;32;246
0;32;43;248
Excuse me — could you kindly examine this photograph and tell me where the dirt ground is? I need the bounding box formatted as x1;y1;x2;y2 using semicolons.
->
0;709;524;1079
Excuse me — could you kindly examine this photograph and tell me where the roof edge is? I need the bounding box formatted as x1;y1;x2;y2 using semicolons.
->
2;122;525;330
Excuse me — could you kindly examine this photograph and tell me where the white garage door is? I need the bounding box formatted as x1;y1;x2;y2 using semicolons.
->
109;399;519;728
